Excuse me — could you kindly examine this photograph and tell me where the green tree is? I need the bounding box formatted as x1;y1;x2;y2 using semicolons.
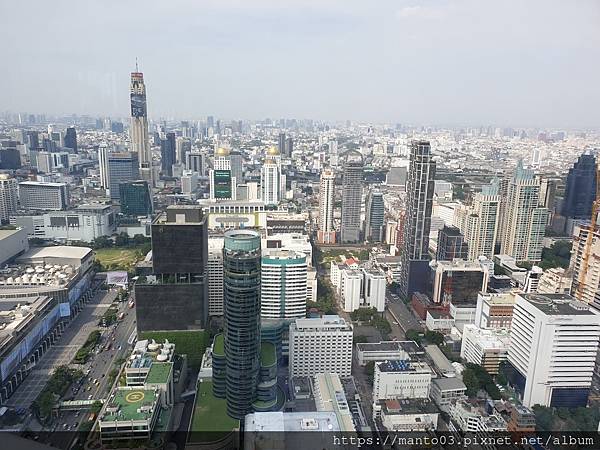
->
115;232;130;247
425;331;444;345
405;329;422;344
462;368;480;397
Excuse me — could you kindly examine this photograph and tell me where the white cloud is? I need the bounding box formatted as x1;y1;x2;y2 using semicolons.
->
396;5;444;19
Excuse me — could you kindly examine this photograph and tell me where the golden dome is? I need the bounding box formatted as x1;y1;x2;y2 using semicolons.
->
215;147;230;156
267;146;280;156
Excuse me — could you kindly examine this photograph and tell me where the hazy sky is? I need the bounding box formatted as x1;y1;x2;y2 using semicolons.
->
1;0;599;127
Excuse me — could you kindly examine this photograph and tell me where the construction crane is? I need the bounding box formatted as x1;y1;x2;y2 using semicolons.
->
575;161;600;301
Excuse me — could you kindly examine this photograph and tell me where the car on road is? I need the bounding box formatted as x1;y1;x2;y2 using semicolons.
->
63;423;68;429
88;394;93;400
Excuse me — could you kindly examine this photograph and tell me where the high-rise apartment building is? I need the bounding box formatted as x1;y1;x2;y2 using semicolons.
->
160;132;176;177
570;224;600;308
561;152;596;235
223;230;262;419
365;189;385;242
98;143;110;189
289;315;353;377
18;181;69;211
317;168;336;244
0;175;18;223
499;162;548;261
108;152;139;200
261;249;307;319
455;181;501;260
130;70;152;184
64;126;77;152
399;141;436;299
340;150;363;243
261;152;281;206
207;237;224;316
507;293;600;408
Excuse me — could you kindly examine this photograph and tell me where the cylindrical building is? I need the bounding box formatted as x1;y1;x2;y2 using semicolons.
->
223;229;262;419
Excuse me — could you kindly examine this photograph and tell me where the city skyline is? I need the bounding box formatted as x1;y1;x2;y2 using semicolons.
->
1;0;599;127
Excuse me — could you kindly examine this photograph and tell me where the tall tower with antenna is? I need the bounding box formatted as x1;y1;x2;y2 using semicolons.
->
130;61;153;185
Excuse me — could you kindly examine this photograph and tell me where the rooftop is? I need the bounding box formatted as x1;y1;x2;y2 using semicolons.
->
520;293;596;316
102;388;158;422
293;315;352;331
190;380;239;434
377;360;431;374
245;411;340;432
261;341;276;367
380;398;439;415
0;229;22;241
145;362;172;385
432;377;467;391
18;245;92;262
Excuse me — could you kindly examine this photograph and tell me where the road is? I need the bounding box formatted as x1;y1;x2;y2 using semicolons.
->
48;288;137;450
385;290;423;334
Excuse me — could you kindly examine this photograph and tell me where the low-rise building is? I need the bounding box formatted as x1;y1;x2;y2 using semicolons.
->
460;325;510;375
425;310;454;332
0;296;64;403
373;360;432;401
11;204;116;242
355;341;421;366
374;399;439;432
430;377;467;411
0;228;29;265
449;399;507;432
313;373;356;432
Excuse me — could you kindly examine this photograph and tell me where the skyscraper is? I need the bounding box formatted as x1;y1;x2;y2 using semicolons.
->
0;174;18;223
64;126;77;152
340;150;363;243
399;141;436;299
455;181;501;260
210;147;236;200
135;206;208;332
365;189;385;242
317;168;336;244
160;132;176;177
98;143;110;189
229;151;244;184
108;152;139;200
223;230;262;419
130;69;152;185
499;162;548;261
278;132;286;155
561;152;597;235
261;148;281;206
